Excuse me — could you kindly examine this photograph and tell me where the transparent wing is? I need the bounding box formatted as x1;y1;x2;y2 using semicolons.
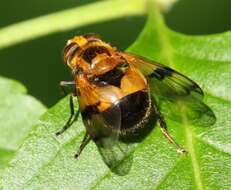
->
99;103;122;140
83;94;134;174
94;103;135;175
122;52;204;100
159;96;216;127
97;136;136;175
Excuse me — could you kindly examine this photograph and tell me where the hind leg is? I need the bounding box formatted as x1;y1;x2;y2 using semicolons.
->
152;102;187;154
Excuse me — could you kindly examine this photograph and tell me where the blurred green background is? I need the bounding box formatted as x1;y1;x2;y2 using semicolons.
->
0;0;231;107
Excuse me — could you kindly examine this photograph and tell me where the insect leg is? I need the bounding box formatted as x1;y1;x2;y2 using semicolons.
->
152;102;187;154
56;94;79;136
74;133;91;159
59;81;75;95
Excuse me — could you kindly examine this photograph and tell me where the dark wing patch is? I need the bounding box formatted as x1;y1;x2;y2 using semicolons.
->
122;52;203;99
152;67;173;80
149;66;203;98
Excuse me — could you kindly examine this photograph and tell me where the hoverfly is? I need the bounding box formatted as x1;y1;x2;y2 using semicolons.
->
56;34;204;159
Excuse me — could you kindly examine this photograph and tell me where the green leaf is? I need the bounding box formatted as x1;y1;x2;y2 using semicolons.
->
2;2;231;190
0;77;46;177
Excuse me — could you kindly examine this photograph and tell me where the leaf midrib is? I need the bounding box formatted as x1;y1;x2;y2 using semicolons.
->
154;10;204;190
184;120;204;190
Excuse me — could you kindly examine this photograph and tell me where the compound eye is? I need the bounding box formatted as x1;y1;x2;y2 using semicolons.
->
63;42;80;64
83;33;101;42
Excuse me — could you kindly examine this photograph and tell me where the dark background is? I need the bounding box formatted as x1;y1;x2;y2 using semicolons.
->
0;0;230;107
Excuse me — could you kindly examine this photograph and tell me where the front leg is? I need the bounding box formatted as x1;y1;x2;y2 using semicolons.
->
59;80;75;95
56;81;78;136
56;94;79;136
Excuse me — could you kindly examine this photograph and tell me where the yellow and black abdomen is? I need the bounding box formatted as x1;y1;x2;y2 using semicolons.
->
101;89;151;136
80;64;151;138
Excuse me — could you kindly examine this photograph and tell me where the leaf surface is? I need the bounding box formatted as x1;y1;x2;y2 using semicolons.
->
0;77;46;177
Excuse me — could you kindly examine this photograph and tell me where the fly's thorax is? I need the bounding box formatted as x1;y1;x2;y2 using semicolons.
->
89;54;124;76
